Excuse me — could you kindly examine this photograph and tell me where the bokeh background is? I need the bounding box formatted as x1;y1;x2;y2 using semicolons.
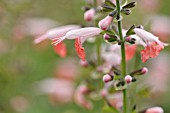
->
0;0;170;113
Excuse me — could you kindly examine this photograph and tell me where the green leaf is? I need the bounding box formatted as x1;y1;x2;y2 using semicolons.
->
105;0;116;8
102;5;114;12
100;30;115;35
126;25;135;36
122;2;136;9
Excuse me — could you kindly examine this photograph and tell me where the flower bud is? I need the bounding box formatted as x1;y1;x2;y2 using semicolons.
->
103;34;110;40
125;36;131;42
103;74;113;83
98;16;113;30
126;24;135;36
84;8;95;21
79;60;89;67
124;75;132;84
145;107;164;113
130;67;148;76
141;67;148;75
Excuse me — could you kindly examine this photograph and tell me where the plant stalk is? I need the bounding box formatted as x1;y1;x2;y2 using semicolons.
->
116;0;127;113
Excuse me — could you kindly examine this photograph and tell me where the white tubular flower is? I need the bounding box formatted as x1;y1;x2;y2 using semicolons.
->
34;25;81;44
52;27;102;61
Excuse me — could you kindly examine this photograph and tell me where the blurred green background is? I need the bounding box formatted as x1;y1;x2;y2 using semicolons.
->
0;0;170;113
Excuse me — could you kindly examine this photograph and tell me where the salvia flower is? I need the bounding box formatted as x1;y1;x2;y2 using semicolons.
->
98;15;113;30
52;27;102;61
34;25;81;44
84;8;95;21
145;107;164;113
34;25;81;57
134;28;168;62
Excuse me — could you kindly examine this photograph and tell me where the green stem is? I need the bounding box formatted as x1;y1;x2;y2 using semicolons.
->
93;0;101;65
116;0;127;113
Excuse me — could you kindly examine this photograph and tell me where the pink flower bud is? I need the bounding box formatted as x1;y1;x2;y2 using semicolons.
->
98;16;113;30
124;75;132;84
79;60;89;67
84;8;95;21
146;107;164;113
103;34;110;40
125;36;131;42
141;67;148;74
103;74;113;83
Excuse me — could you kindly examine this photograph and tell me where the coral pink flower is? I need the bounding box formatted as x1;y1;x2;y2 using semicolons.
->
52;27;102;61
75;38;86;61
141;42;163;62
84;8;95;21
53;41;67;58
125;44;137;61
145;107;164;113
134;28;168;62
98;16;113;30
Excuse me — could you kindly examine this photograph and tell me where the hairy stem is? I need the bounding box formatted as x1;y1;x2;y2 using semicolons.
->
116;0;127;113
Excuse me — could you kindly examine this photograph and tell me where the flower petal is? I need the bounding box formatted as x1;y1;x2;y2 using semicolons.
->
125;44;136;61
53;41;67;58
141;42;163;62
75;38;86;61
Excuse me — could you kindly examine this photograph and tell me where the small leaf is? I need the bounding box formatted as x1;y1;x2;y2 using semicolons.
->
109;10;118;17
100;30;115;35
126;25;135;36
102;5;114;12
123;1;136;9
105;0;116;8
